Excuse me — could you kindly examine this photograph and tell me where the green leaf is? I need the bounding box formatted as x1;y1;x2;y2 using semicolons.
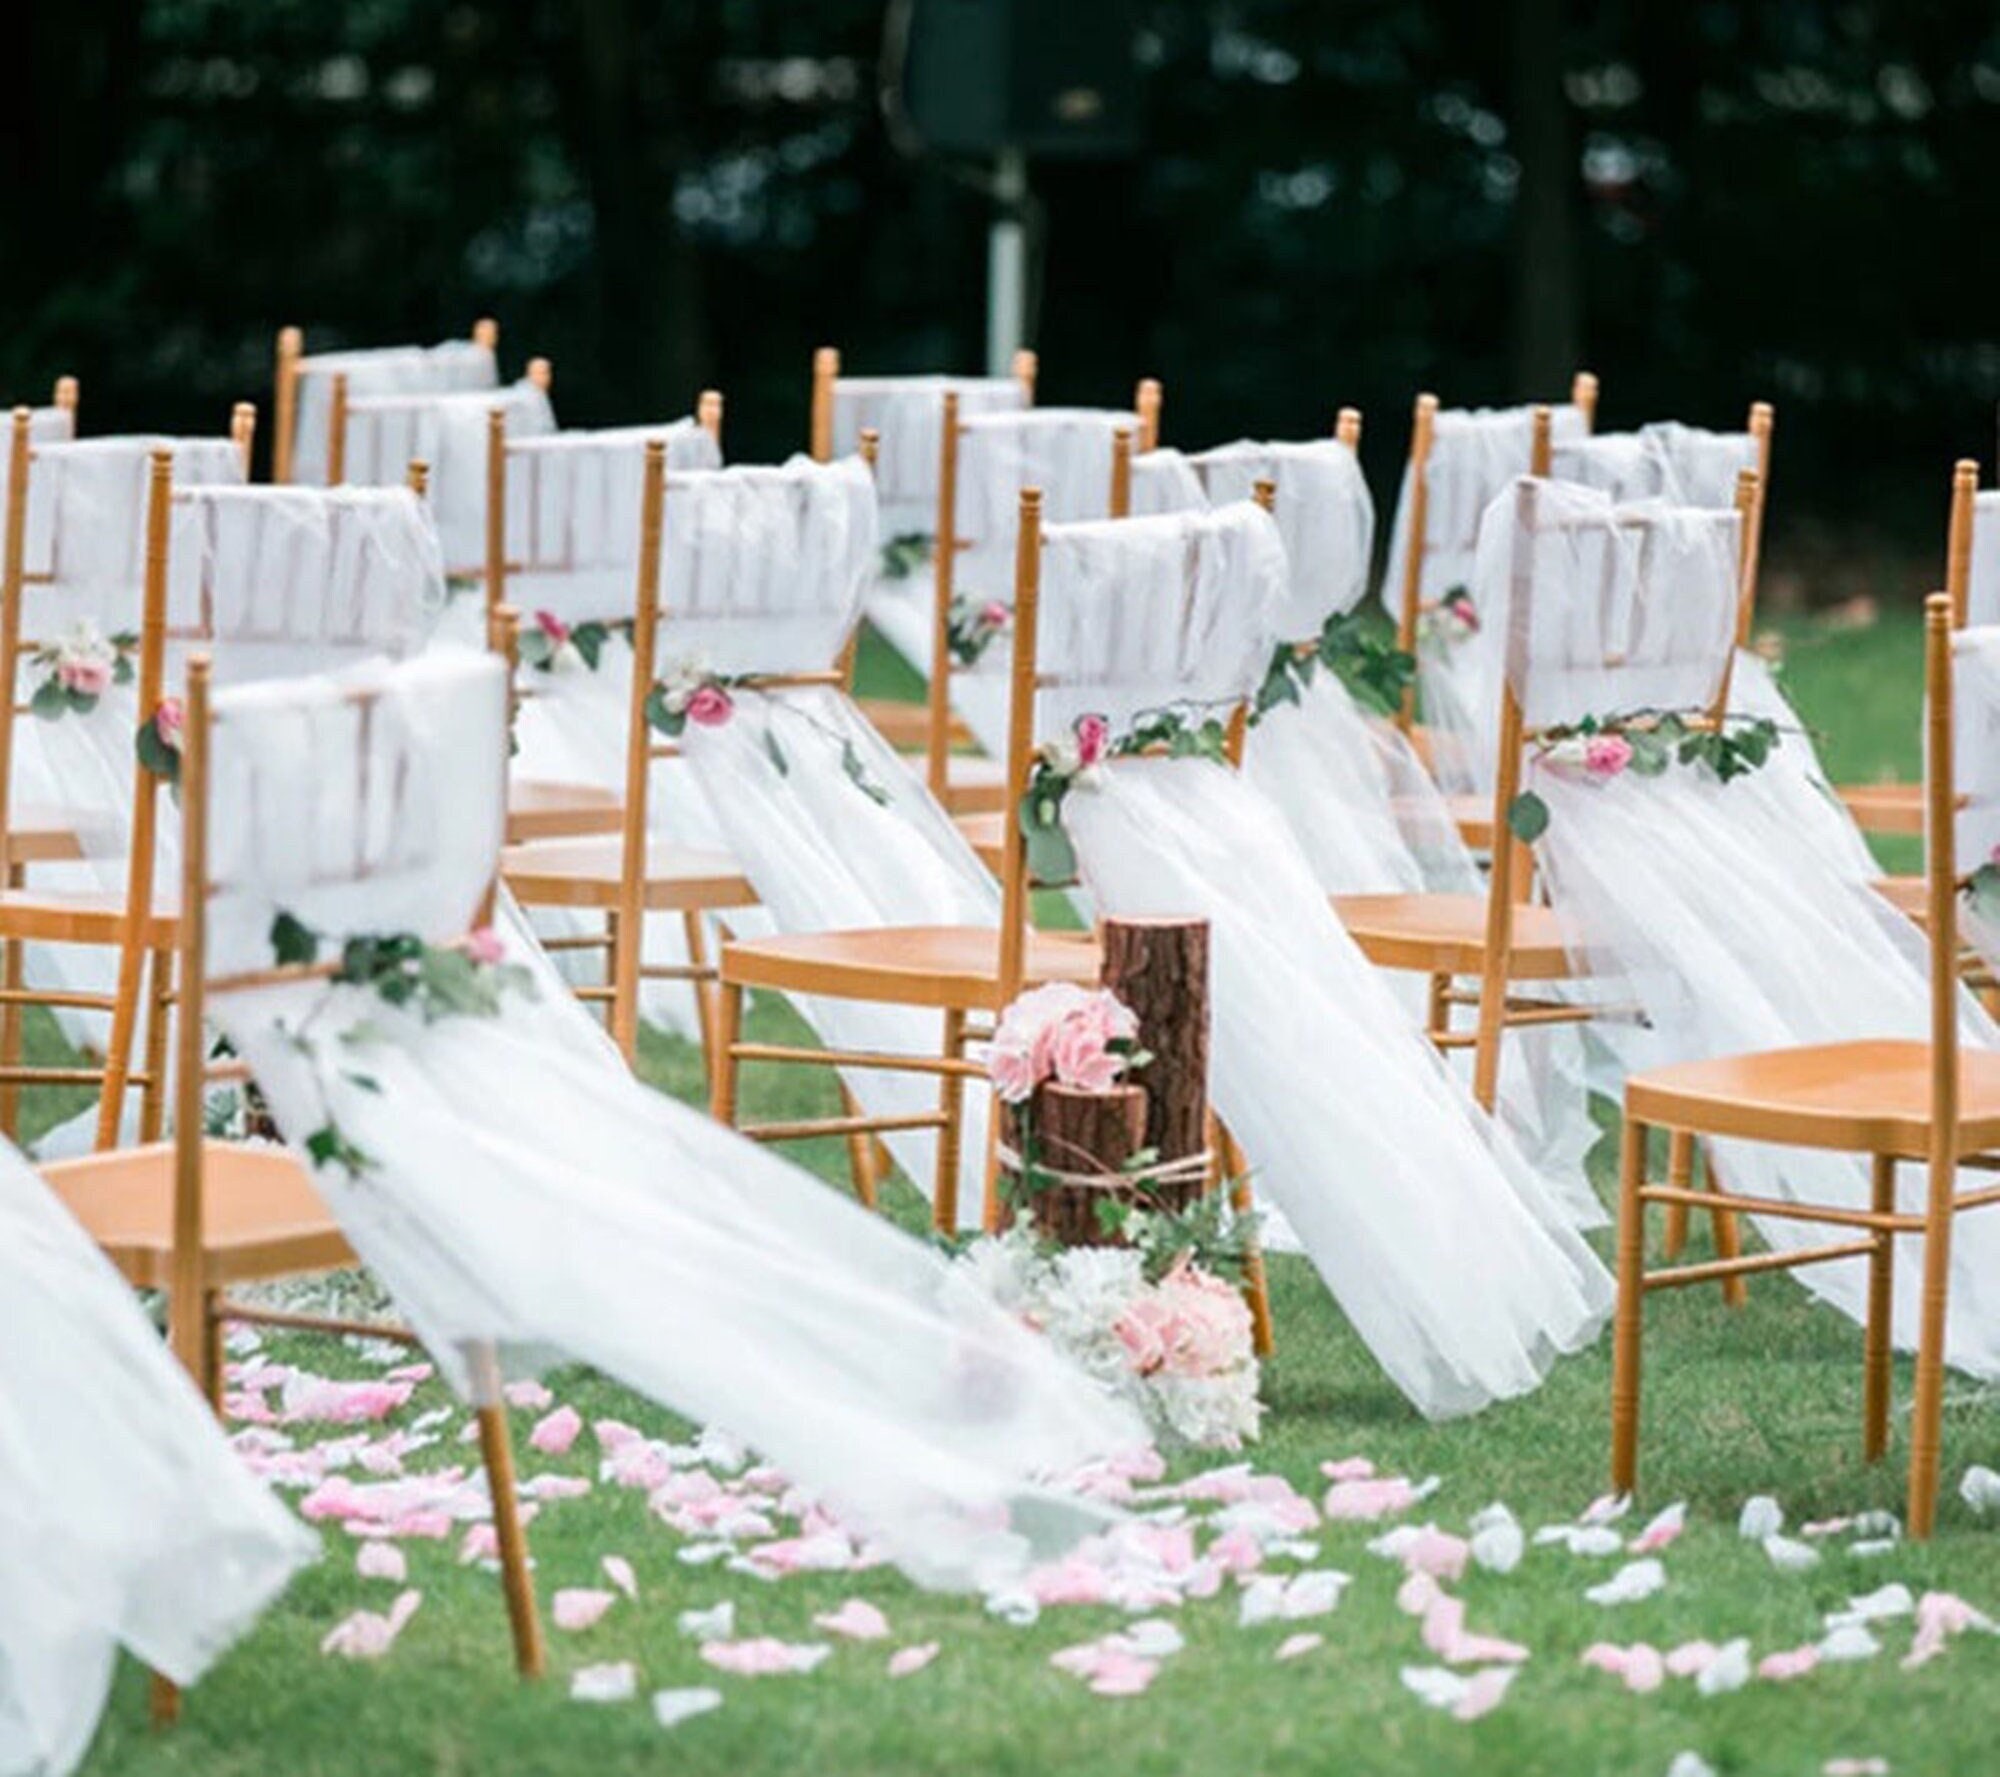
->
1967;863;2000;928
572;622;608;670
516;630;552;670
1506;790;1550;844
29;680;66;721
643;684;685;738
1017;792;1078;885
840;738;890;804
269;911;320;966
305;1122;375;1180
134;721;180;785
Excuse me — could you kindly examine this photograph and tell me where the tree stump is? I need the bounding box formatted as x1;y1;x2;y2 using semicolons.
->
1100;917;1211;1165
1001;1081;1149;1247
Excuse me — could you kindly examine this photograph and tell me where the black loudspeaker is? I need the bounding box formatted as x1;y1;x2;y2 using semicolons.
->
896;0;1142;158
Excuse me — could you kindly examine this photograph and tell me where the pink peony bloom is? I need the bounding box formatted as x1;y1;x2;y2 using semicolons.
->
535;610;571;645
1112;1294;1175;1377
1049;1016;1125;1094
1153;1257;1254;1377
1074;712;1112;769
153;697;186;752
463;926;505;967
684;683;734;727
986;1037;1040;1104
1582;733;1634;778
58;655;114;696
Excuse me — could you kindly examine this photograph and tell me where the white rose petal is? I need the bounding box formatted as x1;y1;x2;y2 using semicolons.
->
1738;1495;1784;1540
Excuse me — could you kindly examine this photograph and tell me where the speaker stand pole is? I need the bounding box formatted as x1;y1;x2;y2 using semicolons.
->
985;148;1028;377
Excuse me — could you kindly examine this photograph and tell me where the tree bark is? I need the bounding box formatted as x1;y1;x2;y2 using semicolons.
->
1000;1082;1147;1246
1099;917;1211;1165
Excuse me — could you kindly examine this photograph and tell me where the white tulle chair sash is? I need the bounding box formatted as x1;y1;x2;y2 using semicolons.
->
1956;626;2000;970
291;337;497;487
1189;438;1374;633
955;408;1144;594
1968;492;2000;627
832;374;1030;535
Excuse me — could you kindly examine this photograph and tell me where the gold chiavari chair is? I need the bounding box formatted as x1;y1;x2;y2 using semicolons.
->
1615;592;2000;1538
499;437;760;1077
0;410;258;1141
707;484;1276;1350
42;648;546;1718
1341;476;1759;1281
483;396;724;846
273;317;501;486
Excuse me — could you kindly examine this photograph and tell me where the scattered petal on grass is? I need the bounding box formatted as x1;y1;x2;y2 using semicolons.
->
553;1589;616;1633
1323;1476;1432;1522
502;1379;553;1411
1535;1524;1625;1558
1961;1465;2000;1515
888;1643;940;1678
1469;1504;1525;1574
1738;1495;1784;1540
1666;1756;1719;1777
320;1590;421;1659
1817;1624;1882;1664
602;1555;638;1602
1422;1595;1530;1666
677;1602;735;1643
529;1405;582;1456
1764;1533;1821;1573
1693;1639;1751;1696
813;1599;890;1641
1628;1503;1686;1555
1239;1570;1350;1625
1586;1559;1665;1606
1758;1645;1821;1682
1665;1642;1719;1679
356;1542;407;1583
701;1637;830;1677
570;1662;637;1703
1581;1494;1632;1527
1400;1664;1517;1721
1901;1591;1995;1669
1581;1641;1664;1692
1275;1633;1323;1662
1821;1761;1890;1776
652;1687;724;1730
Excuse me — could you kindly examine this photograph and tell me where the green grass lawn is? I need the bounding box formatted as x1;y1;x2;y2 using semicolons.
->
72;605;2000;1777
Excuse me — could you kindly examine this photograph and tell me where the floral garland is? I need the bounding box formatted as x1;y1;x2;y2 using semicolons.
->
518;609;620;674
267;912;537;1180
644;657;891;806
1505;709;1783;843
946;595;1012;667
1255;610;1416;723
1417;584;1481;647
135;697;185;787
879;532;933;582
1018;708;1232;884
1965;850;2000;926
30;620;137;719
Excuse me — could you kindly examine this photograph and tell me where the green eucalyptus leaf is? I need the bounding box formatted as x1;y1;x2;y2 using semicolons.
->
1506;790;1550;844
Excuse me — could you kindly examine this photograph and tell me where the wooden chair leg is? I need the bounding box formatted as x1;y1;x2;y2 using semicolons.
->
94;929;150;1151
1906;1149;1958;1541
1610;1113;1648;1495
1863;1152;1896;1462
139;944;173;1143
1662;1129;1694;1258
475;1401;546;1679
0;861;25;1139
681;910;717;1095
839;1083;880;1209
1704;1143;1748;1310
709;980;743;1126
1218;1123;1274;1357
1425;971;1450;1043
933;1007;966;1234
148;1673;181;1727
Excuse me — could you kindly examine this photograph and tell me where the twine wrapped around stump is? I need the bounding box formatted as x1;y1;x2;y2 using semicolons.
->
999;1082;1211;1248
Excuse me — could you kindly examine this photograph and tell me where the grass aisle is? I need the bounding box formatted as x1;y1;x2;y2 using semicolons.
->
77;610;2000;1776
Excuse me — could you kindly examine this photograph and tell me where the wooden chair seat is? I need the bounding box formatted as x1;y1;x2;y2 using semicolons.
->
956;810;1005;874
939;754;1007;816
1443;792;1493;851
1332;891;1576;980
722;923;1099;1012
1628;1039;2000;1160
7;804;90;865
500;837;756;913
1837;781;1923;837
505;778;622;844
856;697;973;754
40;1139;352;1290
0;885;177;946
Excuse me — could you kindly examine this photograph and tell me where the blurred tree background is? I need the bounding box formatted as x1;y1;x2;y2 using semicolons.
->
8;0;1998;603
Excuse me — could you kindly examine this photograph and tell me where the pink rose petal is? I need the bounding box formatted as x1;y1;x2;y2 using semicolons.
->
320;1589;421;1659
602;1555;638;1601
1758;1645;1821;1681
553;1588;616;1633
888;1643;940;1678
813;1599;890;1641
503;1379;553;1411
529;1405;582;1456
1275;1632;1323;1662
355;1541;408;1583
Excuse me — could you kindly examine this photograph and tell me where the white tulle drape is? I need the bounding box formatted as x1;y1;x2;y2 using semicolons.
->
831;374;1030;537
1029;502;1612;1412
1954;624;2000;973
289;337;497;488
340;381;556;572
1505;494;2000;1373
207;655;1137;1588
1967;492;2000;627
0;1152;312;1775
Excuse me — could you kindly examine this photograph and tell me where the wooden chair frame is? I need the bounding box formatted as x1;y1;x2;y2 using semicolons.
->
273;316;497;485
707;482;1277;1350
0;410;258;1142
1613;592;2000;1537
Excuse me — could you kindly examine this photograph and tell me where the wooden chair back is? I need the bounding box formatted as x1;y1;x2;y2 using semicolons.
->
809;345;1038;463
1925;592;1962;1149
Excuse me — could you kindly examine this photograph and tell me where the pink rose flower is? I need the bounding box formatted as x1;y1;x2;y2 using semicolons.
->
980;600;1011;630
58;655;114;696
1049;1017;1124;1094
1154;1257;1254;1377
1582;733;1633;779
986;1037;1040;1104
153;697;186;752
1074;712;1112;769
464;926;505;966
535;609;571;645
684;683;734;727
